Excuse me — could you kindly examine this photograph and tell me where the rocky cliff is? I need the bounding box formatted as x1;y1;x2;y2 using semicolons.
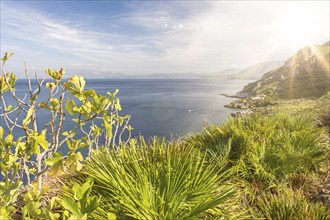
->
236;41;330;99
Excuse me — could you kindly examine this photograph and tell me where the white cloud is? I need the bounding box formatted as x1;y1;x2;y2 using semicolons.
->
1;1;329;76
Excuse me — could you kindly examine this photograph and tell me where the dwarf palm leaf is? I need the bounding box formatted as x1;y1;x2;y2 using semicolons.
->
86;137;234;220
255;189;330;220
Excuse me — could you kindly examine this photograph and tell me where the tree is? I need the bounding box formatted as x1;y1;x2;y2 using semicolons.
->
0;52;132;216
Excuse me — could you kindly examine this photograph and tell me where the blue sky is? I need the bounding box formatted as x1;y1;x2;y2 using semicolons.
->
1;1;329;77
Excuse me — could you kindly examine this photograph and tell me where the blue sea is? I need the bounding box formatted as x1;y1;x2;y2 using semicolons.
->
3;78;249;139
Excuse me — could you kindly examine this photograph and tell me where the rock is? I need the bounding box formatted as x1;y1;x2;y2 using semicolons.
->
251;95;265;101
235;91;251;98
220;93;239;98
231;109;253;118
225;100;250;109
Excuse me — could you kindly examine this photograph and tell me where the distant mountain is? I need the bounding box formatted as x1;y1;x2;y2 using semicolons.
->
218;68;242;75
135;61;282;80
227;60;283;80
206;68;241;79
206;61;283;80
236;41;330;99
141;72;205;79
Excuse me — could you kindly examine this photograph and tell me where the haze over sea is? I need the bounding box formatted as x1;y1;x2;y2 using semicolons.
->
11;78;250;139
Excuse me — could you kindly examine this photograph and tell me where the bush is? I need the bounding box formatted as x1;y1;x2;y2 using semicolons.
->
0;52;131;219
187;113;328;185
255;188;330;220
79;137;235;219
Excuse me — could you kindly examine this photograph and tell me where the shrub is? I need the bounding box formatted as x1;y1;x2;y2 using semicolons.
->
0;52;131;218
80;137;235;219
255;188;330;220
187;113;328;185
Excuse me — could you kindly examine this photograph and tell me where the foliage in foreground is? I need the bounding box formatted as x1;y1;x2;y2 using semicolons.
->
0;52;131;219
186;112;330;218
255;188;330;220
62;137;235;219
58;112;329;219
187;113;329;185
1;52;329;219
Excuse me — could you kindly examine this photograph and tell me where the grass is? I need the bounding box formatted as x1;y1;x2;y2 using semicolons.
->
186;111;329;218
255;188;330;220
9;92;327;219
61;138;237;219
257;91;330;114
53;110;330;219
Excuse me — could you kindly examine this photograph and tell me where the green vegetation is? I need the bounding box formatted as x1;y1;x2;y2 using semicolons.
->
40;112;330;219
0;52;131;219
1;52;329;219
237;41;330;99
79;138;233;219
254;189;329;220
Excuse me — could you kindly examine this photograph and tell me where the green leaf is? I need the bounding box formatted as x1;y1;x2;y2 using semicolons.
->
65;99;78;116
65;75;86;94
0;127;4;139
103;114;112;139
36;131;48;150
114;98;121;111
25;201;42;216
32;139;40;154
38;102;51;110
85;89;96;97
4;133;13;145
15;140;26;156
66;140;74;151
49;197;57;209
3;52;13;61
84;196;99;215
48;159;64;176
3;153;17;165
45;152;63;166
65;152;84;173
45;68;64;81
74;181;92;200
76;159;83;171
22;107;34;126
107;213;117;220
60;197;82;218
76;152;83;161
58;68;65;78
50;98;59;108
46;82;56;89
5;105;13;112
42;207;61;220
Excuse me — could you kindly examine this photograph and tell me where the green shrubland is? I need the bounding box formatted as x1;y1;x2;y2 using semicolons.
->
1;53;329;219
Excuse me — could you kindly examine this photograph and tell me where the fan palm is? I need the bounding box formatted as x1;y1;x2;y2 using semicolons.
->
85;137;235;220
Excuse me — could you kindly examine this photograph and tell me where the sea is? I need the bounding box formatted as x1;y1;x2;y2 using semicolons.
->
2;78;250;140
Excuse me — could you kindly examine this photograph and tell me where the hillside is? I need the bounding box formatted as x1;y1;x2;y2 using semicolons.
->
236;41;330;99
212;68;241;78
226;60;283;80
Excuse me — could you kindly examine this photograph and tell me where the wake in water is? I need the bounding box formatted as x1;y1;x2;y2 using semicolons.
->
188;108;201;112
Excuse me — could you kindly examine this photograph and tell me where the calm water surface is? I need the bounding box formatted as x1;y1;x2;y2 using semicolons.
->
84;78;247;138
6;78;250;139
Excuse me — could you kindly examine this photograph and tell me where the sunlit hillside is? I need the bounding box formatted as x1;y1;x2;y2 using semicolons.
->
237;41;330;99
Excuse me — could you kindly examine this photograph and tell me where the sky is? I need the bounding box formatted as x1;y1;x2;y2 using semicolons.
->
1;1;329;77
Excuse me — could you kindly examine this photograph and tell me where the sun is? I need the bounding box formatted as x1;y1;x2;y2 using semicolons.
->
283;17;310;42
279;10;314;47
